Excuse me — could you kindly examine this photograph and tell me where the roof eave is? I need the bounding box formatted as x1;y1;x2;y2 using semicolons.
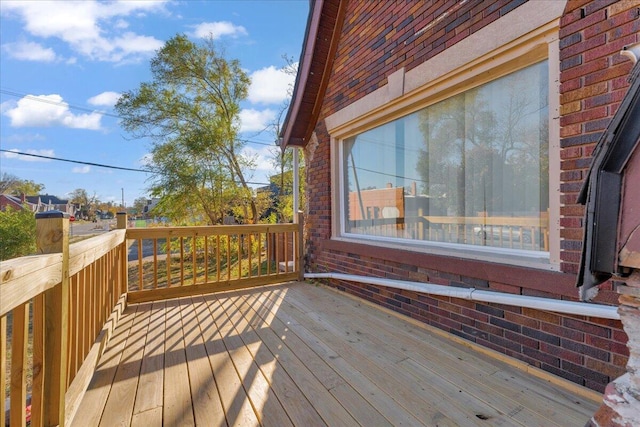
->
279;0;345;149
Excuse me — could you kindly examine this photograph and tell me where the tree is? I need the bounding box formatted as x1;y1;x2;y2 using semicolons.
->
0;173;44;196
115;34;257;224
132;197;149;217
0;206;36;260
267;56;305;223
69;188;93;219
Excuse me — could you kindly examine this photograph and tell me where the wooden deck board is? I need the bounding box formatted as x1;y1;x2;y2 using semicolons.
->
70;282;600;427
314;284;598;421
287;284;594;426
132;300;165;424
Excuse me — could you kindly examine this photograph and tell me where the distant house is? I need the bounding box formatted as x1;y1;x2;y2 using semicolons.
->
142;198;161;217
280;0;638;398
26;194;75;215
0;194;38;212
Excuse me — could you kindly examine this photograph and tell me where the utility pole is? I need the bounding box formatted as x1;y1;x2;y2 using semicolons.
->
121;188;125;209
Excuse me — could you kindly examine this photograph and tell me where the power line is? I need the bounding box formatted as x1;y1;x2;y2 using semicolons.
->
0;149;271;186
0;149;152;173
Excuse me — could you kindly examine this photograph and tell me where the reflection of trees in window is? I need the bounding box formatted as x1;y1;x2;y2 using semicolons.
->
416;62;548;232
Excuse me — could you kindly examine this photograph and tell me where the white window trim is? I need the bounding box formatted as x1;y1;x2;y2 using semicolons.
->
328;1;565;271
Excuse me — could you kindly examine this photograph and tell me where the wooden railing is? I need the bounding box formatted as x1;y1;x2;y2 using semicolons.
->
1;212;128;427
0;212;303;426
125;216;304;303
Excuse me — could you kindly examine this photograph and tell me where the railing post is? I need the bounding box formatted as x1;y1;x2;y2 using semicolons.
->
297;212;304;281
117;212;128;296
116;211;127;230
35;210;70;427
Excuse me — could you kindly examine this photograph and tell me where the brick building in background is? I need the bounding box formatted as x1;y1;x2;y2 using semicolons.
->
281;0;640;406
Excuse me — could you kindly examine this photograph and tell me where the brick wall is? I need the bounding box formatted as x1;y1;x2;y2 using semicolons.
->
325;0;528;113
559;0;639;274
303;0;636;392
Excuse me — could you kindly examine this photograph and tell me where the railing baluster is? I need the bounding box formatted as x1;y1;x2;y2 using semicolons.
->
258;232;262;277
284;232;289;273
138;239;143;291
31;294;44;426
167;235;172;287
153;238;158;289
10;302;28;427
227;235;231;281
180;237;185;286
248;233;252;278
204;235;209;283
238;234;242;279
67;275;76;387
0;315;7;427
297;213;304;281
192;233;197;285
216;235;221;283
267;229;272;276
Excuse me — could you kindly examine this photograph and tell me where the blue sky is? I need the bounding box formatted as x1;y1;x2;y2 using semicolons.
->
0;0;308;206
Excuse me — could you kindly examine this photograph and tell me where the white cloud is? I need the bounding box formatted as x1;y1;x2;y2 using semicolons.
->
2;148;55;162
72;165;91;174
1;1;167;63
239;108;275;133
4;133;46;143
248;65;296;105
4;94;102;130
2;40;57;62
191;21;248;39
243;145;274;173
139;153;153;168
88;91;121;107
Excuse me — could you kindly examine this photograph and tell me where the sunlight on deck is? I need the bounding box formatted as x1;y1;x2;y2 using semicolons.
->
70;282;600;426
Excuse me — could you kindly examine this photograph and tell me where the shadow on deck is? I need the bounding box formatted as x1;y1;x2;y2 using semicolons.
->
69;281;599;426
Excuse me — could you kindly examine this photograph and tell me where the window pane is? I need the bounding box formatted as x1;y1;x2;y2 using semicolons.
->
343;61;549;252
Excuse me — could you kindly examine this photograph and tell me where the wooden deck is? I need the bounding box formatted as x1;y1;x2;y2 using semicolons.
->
70;281;600;426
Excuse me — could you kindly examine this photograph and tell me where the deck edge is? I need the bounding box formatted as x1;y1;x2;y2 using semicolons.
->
65;293;127;425
307;280;603;403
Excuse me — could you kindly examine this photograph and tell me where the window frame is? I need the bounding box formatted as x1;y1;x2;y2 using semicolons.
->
327;7;562;270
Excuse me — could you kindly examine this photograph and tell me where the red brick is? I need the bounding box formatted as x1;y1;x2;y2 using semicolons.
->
561;57;609;83
585;62;634;86
487;282;521;294
560;33;606;61
586;357;626;379
560;106;608;126
540;342;584;365
586;335;629;356
560;82;608;104
560;123;582;137
584;34;637;63
522;308;561;325
560;9;606;38
560;146;583;159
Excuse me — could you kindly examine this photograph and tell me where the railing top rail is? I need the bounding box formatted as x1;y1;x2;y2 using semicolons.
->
0;229;127;316
126;223;298;239
69;229;126;276
0;253;62;316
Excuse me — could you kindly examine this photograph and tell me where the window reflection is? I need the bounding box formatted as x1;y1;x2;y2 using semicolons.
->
344;61;549;252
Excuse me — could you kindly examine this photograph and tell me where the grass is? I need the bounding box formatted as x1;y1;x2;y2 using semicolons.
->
128;249;279;291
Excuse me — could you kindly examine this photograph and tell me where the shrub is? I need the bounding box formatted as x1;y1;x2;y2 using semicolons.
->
0;206;36;260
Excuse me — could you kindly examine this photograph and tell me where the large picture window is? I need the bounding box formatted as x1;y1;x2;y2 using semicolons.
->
342;61;549;254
